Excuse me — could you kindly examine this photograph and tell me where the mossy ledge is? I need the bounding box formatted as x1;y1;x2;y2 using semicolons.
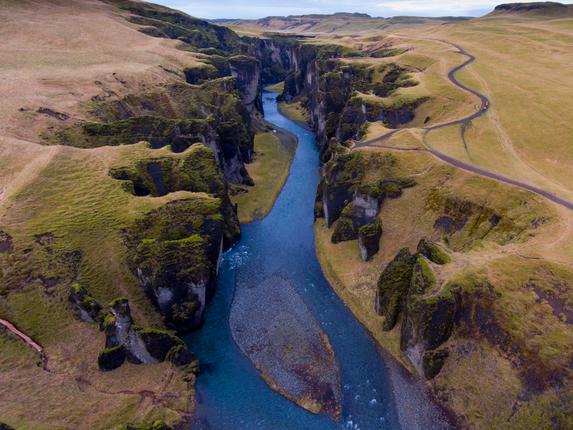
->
124;197;229;333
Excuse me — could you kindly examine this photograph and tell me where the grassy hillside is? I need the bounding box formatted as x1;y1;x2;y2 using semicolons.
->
0;0;256;428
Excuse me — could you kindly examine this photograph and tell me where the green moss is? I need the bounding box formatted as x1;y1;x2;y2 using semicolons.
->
422;348;449;379
331;216;358;243
118;420;173;430
125;198;226;331
358;221;382;261
417;238;451;265
98;344;126;371
404;286;457;351
376;248;416;330
409;255;437;296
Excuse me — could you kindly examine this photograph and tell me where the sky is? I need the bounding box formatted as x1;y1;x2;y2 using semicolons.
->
150;0;545;19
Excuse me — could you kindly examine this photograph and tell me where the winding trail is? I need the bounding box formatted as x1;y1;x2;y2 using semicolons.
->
0;318;47;369
355;40;573;211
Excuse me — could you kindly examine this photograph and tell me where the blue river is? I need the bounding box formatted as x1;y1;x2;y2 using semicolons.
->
187;92;454;430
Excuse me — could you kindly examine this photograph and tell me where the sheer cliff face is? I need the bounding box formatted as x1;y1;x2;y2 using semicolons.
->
256;37;424;153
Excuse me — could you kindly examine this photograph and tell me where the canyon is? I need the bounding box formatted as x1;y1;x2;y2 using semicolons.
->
0;1;572;429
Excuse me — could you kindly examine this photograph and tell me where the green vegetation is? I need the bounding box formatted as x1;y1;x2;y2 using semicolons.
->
278;101;309;127
376;248;416;330
125;197;222;331
231;132;296;223
416;238;450;265
104;0;246;53
118;421;173;430
358;221;382;261
98;344;127;371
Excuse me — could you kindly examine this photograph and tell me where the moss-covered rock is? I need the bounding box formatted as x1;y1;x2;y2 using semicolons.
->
110;145;240;246
331;216;358;243
69;283;103;323
422;348;449;379
125;198;226;332
409;255;437;296
98;345;126;371
165;343;195;366
417;238;451;265
184;64;220;85
376;248;416;330
138;328;185;362
400;286;456;374
358;221;382;261
51;78;255;185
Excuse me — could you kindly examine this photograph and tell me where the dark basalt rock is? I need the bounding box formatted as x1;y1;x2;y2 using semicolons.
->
391;256;456;377
417;238;451;265
331;216;358;243
69;283;103;323
97;298;193;370
166;344;195;366
422;348;449;379
139;328;189;362
358;221;382;261
98;344;126;371
401;291;456;373
376;248;416;330
228;55;262;113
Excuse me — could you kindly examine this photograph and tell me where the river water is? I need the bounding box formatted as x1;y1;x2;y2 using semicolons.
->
187;92;453;430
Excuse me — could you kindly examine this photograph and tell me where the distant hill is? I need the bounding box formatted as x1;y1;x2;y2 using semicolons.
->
219;13;471;34
487;2;573;17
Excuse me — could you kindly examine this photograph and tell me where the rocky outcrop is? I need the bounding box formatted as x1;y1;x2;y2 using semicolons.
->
358;221;382;261
417;238;451;265
125;197;227;333
228;55;262;113
255;36;426;153
376;242;456;379
53;78;255;185
98;298;194;371
376;248;417;330
318;144;415;250
401;257;456;377
110;144;240;246
69;283;103;323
